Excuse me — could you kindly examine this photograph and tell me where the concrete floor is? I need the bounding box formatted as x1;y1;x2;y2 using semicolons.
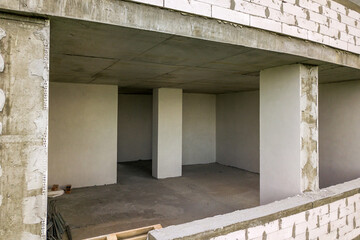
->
55;161;259;239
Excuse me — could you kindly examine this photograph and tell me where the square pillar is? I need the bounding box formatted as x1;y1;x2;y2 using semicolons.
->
260;64;318;204
0;14;49;239
152;88;183;179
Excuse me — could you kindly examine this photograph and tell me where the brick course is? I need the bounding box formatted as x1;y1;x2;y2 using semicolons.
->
128;0;360;54
149;179;360;240
209;193;360;240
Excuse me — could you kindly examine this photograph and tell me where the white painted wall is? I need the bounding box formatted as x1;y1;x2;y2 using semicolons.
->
183;93;216;165
216;91;259;173
319;80;360;188
118;94;152;162
260;65;303;204
117;93;216;166
214;79;360;192
48;82;118;188
153;88;183;178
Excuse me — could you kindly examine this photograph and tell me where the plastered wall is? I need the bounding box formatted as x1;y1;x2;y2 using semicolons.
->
153;88;183;178
319;80;360;188
215;82;360;189
48;81;360;188
117;93;216;165
128;0;360;55
48;82;118;188
216;91;259;173
183;93;216;165
118;94;152;162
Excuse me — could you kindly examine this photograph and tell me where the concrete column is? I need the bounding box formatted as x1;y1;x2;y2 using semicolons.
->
260;64;318;204
153;88;183;179
0;14;49;239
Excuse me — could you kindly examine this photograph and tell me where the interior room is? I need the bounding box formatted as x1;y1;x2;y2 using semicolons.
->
46;17;360;239
48;84;261;239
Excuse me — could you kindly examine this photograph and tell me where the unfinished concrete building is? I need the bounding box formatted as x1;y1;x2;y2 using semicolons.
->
1;0;360;239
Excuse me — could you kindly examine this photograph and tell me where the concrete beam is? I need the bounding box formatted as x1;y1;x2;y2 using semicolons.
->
152;88;183;179
0;1;360;69
260;64;319;204
0;13;49;239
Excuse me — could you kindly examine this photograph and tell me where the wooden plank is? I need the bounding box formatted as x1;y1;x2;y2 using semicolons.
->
122;233;147;240
116;225;160;239
106;234;118;240
83;224;162;240
153;224;162;230
84;236;106;240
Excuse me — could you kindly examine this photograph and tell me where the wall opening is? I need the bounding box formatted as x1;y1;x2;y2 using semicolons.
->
319;80;360;188
117;93;153;181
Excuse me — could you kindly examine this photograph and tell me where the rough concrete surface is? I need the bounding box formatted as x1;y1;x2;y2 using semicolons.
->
0;1;359;70
48;17;360;94
0;13;49;240
55;161;259;239
300;65;319;192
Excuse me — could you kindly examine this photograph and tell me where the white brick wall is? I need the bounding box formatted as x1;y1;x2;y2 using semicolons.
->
211;194;360;240
149;179;360;240
127;0;360;55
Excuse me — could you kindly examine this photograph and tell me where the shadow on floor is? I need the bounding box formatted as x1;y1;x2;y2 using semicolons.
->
117;160;153;184
55;161;259;240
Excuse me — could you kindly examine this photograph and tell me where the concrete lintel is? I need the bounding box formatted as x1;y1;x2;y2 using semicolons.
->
0;0;360;69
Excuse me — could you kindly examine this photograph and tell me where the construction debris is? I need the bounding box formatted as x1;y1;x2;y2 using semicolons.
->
65;185;72;194
47;200;72;240
48;189;64;198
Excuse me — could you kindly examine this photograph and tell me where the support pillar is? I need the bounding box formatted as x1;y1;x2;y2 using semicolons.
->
0;14;49;239
260;64;318;204
152;88;183;179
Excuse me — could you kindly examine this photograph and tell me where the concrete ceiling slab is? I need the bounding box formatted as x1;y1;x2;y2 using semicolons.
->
132;36;250;67
91;60;182;83
50;18;360;94
149;67;259;85
319;66;360;83
200;50;307;74
51;18;171;60
50;54;118;83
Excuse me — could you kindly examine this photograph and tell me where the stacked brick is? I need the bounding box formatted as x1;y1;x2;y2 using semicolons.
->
212;193;360;240
129;0;360;55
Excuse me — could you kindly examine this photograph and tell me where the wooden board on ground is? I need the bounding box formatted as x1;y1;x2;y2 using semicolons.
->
84;224;162;240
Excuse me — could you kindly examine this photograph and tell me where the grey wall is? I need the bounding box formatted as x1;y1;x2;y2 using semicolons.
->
216;91;259;173
0;15;49;239
118;94;152;162
319;80;360;188
183;93;216;165
49;82;118;188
